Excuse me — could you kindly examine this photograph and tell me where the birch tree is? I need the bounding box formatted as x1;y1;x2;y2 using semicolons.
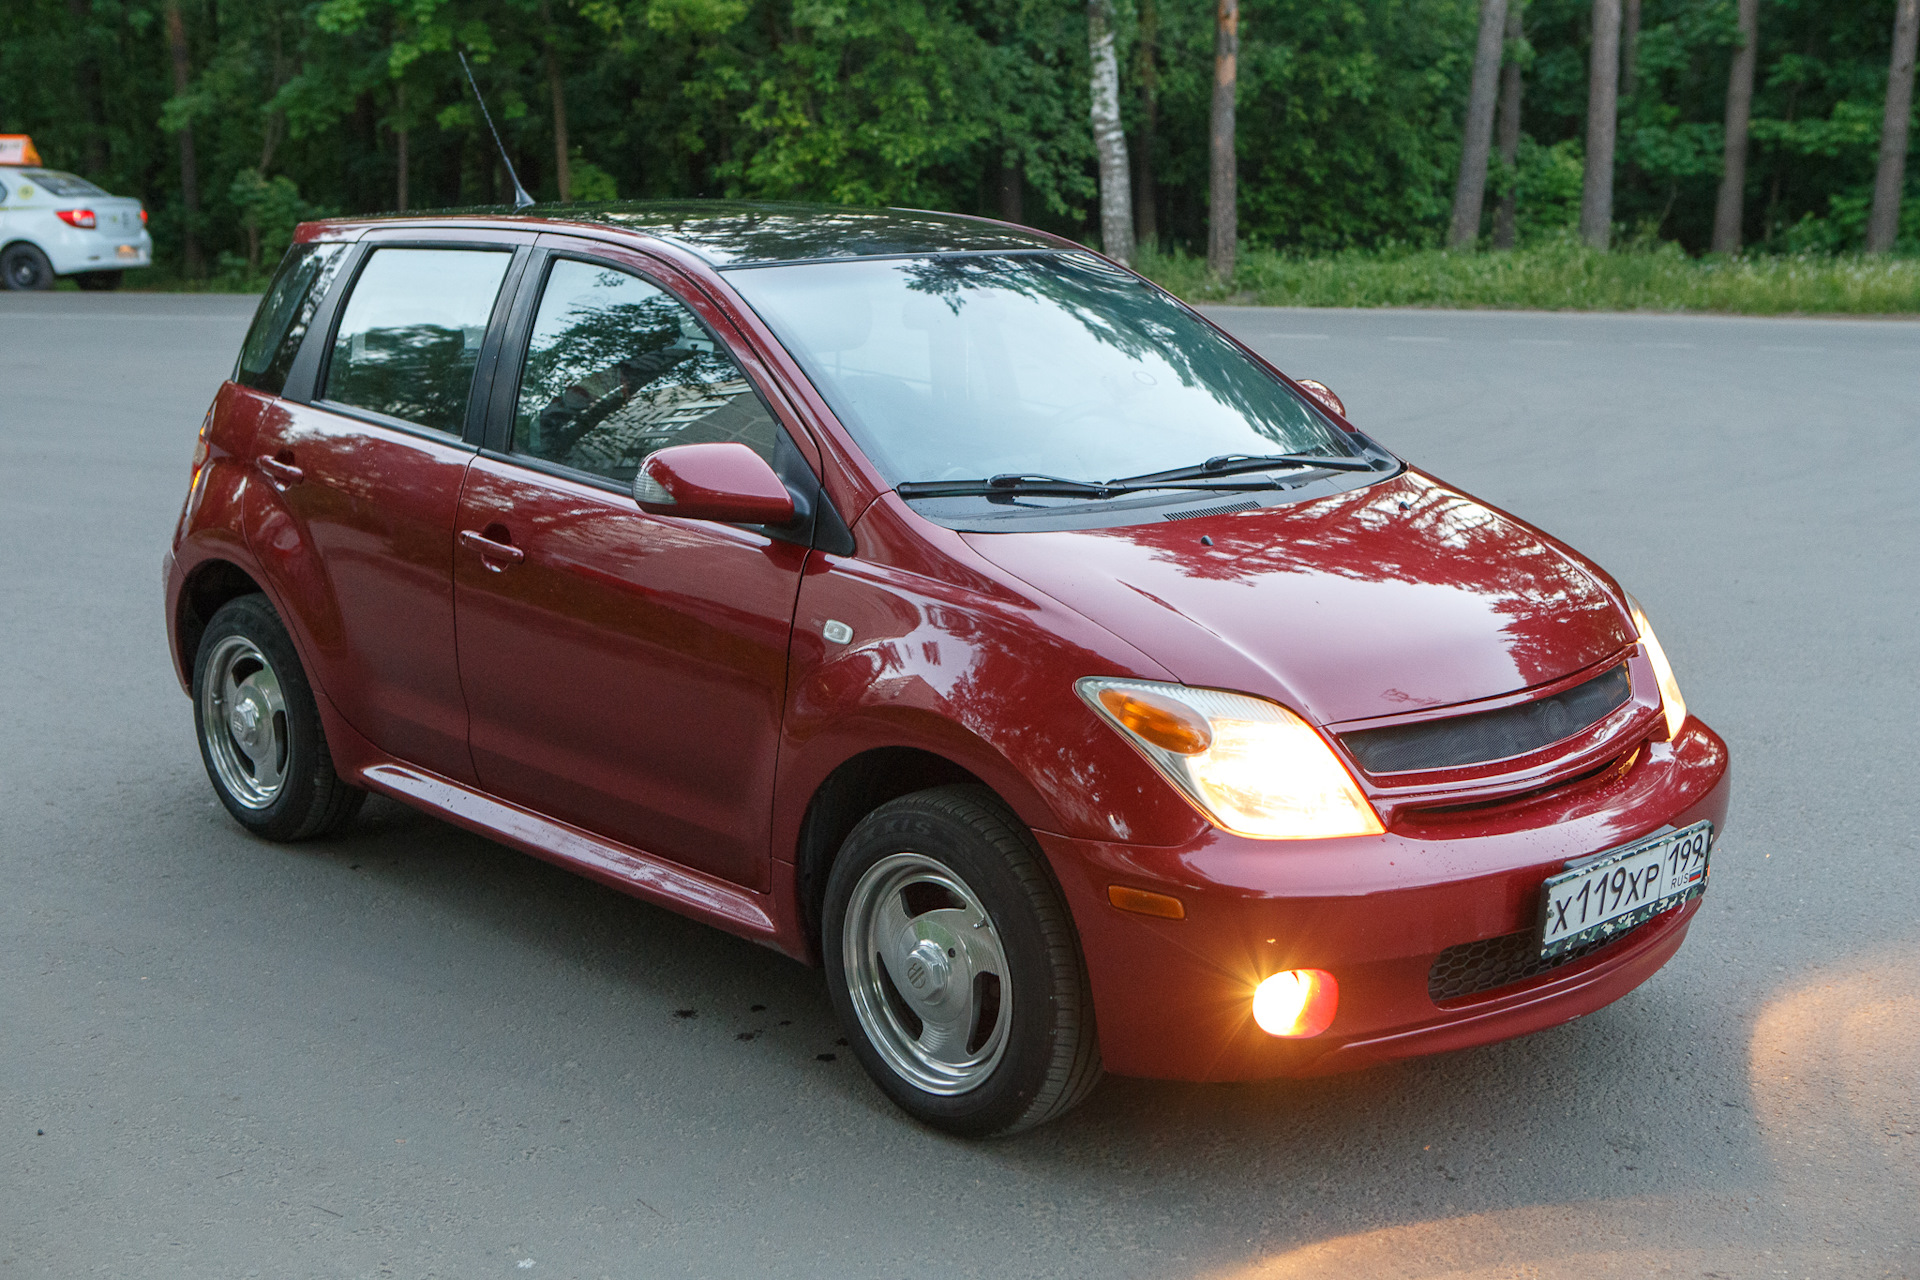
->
1209;0;1238;280
1579;0;1621;249
1088;0;1134;265
1868;0;1920;252
1449;0;1511;248
1711;0;1760;253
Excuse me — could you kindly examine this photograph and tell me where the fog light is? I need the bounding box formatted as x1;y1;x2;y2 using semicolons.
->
1252;969;1338;1038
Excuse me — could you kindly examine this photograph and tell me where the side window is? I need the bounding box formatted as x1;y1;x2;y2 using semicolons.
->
235;242;347;396
323;247;512;437
512;258;781;484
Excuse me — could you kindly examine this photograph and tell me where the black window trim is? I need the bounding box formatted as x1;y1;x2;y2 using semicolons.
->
476;244;853;553
288;236;532;450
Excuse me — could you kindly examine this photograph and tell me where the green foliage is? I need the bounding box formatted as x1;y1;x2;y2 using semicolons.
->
1137;233;1920;313
0;0;1913;298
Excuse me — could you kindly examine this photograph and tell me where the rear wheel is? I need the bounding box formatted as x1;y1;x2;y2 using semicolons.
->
823;785;1102;1136
1;244;55;291
192;595;363;841
73;270;123;292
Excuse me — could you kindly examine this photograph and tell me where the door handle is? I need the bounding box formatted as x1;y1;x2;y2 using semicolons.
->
256;454;304;487
459;527;526;567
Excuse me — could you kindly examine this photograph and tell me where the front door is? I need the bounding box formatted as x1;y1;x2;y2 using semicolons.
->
252;243;518;782
452;252;810;890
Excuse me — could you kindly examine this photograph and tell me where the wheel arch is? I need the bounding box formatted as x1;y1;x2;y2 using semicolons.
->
174;557;269;686
791;746;995;962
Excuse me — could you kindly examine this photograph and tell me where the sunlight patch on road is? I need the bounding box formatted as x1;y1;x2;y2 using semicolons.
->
1205;950;1920;1280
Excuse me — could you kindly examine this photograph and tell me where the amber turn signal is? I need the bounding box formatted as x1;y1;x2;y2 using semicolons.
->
1097;687;1213;755
1107;885;1186;919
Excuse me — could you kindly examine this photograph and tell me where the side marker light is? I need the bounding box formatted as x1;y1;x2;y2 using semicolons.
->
1252;969;1338;1038
1107;885;1186;919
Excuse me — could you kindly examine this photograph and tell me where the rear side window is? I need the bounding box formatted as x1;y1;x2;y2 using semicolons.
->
236;242;348;396
323;247;512;437
511;257;780;484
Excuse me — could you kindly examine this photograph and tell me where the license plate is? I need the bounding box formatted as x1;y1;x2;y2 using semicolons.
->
1538;820;1712;958
116;244;140;259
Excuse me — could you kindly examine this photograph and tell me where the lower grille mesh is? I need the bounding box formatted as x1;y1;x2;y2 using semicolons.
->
1427;924;1638;1004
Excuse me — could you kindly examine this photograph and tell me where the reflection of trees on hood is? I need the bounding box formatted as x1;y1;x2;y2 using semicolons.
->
1120;473;1624;690
894;253;1345;460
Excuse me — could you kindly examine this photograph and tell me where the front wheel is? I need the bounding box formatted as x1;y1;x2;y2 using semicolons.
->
1;244;55;291
192;595;363;841
823;785;1102;1136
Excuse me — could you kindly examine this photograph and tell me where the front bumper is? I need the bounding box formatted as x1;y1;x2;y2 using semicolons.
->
1039;717;1730;1081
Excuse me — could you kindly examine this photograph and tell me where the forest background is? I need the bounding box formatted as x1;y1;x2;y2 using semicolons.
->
2;0;1917;309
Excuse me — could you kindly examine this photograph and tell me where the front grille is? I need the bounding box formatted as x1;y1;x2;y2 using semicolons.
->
1342;664;1632;775
1427;924;1637;1004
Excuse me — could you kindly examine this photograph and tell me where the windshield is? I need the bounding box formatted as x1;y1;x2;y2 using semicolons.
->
20;169;108;198
727;253;1354;488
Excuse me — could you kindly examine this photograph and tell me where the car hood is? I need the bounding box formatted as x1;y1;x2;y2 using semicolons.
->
959;470;1633;727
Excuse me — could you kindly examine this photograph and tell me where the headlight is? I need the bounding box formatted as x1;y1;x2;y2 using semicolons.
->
1076;678;1383;840
1627;594;1687;740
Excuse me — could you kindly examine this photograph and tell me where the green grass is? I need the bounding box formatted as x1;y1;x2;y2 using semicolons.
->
1135;235;1920;315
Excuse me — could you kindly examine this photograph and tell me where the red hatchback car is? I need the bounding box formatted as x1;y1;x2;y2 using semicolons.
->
165;205;1729;1135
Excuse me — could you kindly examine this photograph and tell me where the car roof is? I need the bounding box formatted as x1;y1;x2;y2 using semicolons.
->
307;200;1078;268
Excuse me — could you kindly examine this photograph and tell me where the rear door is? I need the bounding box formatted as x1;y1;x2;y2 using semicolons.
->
250;230;530;782
450;240;822;890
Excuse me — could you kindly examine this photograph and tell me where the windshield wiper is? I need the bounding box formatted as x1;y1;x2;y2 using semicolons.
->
1110;452;1379;487
896;472;1290;501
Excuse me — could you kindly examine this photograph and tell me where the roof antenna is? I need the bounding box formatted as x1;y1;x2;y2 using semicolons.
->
457;50;534;210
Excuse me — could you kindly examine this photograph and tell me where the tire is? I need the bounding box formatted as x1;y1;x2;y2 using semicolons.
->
1;243;55;291
823;785;1102;1137
73;270;123;292
191;594;364;841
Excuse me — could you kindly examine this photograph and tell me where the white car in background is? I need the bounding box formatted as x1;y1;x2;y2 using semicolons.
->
1;137;151;291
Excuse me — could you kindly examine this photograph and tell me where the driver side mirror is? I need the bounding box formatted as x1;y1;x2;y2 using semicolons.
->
633;442;797;526
1295;379;1349;422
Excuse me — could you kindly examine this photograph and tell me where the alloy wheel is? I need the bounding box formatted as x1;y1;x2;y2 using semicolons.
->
199;634;290;809
842;851;1012;1095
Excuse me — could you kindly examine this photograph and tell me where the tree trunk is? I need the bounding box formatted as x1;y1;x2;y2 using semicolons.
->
1579;0;1621;250
1493;2;1526;250
1449;0;1511;249
162;0;202;277
1621;0;1640;98
1209;0;1239;280
540;0;571;201
1868;0;1920;253
1133;0;1160;251
997;157;1023;223
395;81;410;212
1711;0;1760;253
67;0;106;175
1088;0;1134;265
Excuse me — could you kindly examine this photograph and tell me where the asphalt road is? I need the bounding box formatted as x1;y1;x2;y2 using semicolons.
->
2;291;1916;1279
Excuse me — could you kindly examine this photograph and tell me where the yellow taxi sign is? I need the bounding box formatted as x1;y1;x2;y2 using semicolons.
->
0;135;43;166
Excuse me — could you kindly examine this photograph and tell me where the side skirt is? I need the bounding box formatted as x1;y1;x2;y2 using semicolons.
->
358;761;798;958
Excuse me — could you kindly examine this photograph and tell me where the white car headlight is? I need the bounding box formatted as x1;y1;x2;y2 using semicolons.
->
1626;595;1688;740
1076;678;1383;840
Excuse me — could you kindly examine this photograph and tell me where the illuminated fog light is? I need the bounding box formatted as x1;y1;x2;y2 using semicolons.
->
1252;969;1338;1038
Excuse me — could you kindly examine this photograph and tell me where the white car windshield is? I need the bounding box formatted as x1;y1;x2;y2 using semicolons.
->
728;252;1356;489
20;169;108;198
